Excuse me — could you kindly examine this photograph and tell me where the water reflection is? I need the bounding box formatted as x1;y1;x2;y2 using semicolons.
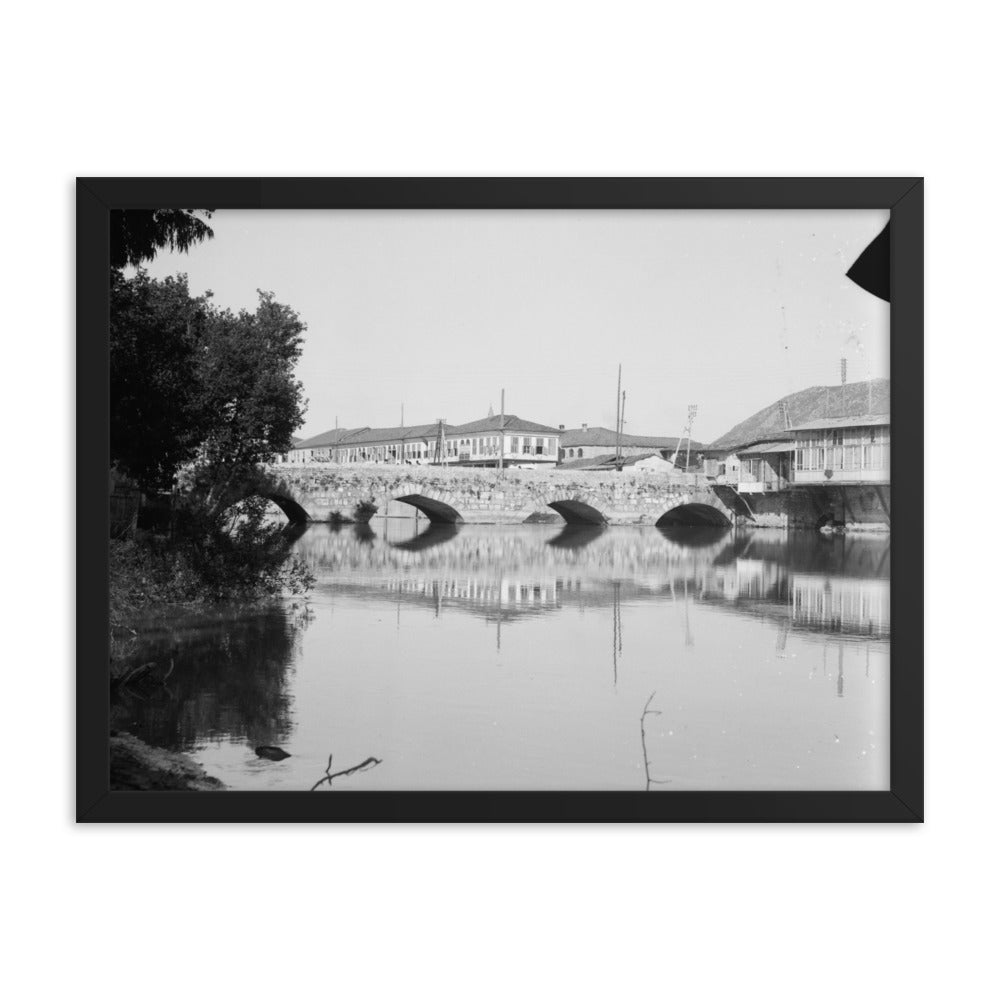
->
297;519;890;642
547;524;607;550
390;522;461;552
657;523;730;548
114;520;891;792
111;607;299;751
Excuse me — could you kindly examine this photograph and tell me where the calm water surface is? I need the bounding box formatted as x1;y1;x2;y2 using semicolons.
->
113;520;890;791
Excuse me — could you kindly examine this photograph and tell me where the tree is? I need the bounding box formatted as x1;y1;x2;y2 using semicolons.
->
110;209;214;271
111;271;306;503
110;270;208;492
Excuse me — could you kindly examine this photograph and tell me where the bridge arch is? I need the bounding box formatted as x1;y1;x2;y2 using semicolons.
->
656;501;732;528
546;498;608;526
394;494;464;524
263;493;309;525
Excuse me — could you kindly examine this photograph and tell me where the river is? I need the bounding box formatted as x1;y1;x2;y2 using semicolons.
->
111;520;890;791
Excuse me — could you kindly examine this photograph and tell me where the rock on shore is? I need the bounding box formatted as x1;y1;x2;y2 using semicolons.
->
110;732;225;791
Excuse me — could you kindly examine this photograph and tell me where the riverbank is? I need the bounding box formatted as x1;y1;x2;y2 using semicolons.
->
110;732;225;790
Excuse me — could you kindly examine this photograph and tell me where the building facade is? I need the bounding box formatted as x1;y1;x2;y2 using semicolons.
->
447;414;560;467
557;425;695;463
790;415;890;484
281;414;561;468
714;414;890;491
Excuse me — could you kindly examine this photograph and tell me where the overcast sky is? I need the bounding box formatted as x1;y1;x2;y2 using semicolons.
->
141;208;889;443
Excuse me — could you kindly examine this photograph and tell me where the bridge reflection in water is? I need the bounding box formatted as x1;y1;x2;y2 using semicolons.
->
114;518;890;793
301;517;890;642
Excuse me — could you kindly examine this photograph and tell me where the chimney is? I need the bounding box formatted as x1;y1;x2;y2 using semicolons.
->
559;424;565;431
582;423;588;431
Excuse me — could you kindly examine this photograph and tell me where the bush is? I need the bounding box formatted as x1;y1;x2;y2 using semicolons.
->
110;508;312;622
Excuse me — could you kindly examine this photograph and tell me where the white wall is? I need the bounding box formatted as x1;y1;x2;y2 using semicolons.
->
10;5;994;1000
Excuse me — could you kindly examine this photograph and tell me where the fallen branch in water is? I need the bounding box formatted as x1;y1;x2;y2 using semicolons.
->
311;754;382;791
640;692;671;792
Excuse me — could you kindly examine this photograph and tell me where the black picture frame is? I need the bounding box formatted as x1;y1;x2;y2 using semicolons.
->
78;177;923;822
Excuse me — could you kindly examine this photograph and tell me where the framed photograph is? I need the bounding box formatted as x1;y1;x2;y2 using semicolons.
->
78;178;922;822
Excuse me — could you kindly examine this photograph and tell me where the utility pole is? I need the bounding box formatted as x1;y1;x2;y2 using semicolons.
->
685;404;697;471
614;365;622;472
497;388;505;475
617;390;627;471
672;404;698;468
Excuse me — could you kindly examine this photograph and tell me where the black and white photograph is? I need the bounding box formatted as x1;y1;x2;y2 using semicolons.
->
27;2;1000;995
102;200;896;797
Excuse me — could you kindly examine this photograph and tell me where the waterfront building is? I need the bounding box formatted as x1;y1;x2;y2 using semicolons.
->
558;451;676;473
557;425;696;463
714;414;889;491
446;414;561;467
280;413;561;467
790;415;890;484
285;422;455;464
281;428;357;464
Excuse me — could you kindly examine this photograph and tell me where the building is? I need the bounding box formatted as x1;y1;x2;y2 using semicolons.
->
280;413;561;468
714;441;794;492
285;423;455;465
714;414;889;491
558;451;676;473
447;414;561;467
557;425;698;464
789;415;890;484
281;428;356;464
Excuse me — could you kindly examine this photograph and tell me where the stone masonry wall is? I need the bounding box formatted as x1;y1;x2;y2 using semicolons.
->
263;463;732;526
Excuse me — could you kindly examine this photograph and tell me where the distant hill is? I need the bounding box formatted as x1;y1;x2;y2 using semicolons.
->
709;378;889;451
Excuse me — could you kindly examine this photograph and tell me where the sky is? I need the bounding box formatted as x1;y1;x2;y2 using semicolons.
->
141;208;889;443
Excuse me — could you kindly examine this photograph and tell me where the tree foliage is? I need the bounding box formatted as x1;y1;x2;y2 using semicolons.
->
111;271;306;496
110;270;207;492
110;209;215;271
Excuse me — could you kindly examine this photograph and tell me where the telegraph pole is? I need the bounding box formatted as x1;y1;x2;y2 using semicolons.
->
497;388;505;475
617;390;627;471
672;404;698;468
614;364;622;471
685;404;697;471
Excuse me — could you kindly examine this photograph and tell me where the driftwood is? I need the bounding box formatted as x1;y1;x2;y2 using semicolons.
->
640;692;671;791
311;754;382;791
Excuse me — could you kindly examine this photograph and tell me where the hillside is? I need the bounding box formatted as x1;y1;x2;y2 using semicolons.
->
709;378;889;451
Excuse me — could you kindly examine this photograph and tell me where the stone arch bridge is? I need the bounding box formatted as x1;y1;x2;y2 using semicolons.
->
258;464;734;528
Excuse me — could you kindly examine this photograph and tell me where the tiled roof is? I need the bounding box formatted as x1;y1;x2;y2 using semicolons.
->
710;379;890;451
789;414;890;432
558;451;670;470
346;423;452;445
559;426;699;450
450;414;561;436
737;440;795;454
294;414;562;450
292;423;452;450
291;427;359;450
